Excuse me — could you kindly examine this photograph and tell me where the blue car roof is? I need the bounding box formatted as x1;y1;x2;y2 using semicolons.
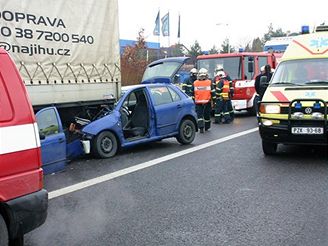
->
121;83;177;95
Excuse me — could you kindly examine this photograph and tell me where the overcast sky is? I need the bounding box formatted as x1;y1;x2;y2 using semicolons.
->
118;0;328;50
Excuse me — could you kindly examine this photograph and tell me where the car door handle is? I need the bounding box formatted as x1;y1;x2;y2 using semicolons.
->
58;138;65;143
177;104;182;109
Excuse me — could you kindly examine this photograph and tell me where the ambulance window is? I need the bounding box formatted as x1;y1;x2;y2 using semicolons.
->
0;73;14;122
36;108;60;137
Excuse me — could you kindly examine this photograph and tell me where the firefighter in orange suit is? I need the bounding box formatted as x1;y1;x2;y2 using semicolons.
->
192;68;215;133
214;71;233;124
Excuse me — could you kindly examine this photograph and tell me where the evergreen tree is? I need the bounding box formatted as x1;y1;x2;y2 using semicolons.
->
220;38;235;53
251;37;263;52
170;43;186;57
262;23;287;43
188;40;203;57
208;45;219;54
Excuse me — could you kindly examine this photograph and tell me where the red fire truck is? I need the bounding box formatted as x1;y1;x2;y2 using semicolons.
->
197;52;282;114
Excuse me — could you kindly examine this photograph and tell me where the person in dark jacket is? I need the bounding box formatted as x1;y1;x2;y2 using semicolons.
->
182;68;197;97
213;71;233;124
214;65;234;122
255;64;272;100
255;66;265;98
254;64;273;114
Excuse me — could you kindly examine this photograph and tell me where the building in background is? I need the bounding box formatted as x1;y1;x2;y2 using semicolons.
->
120;39;160;61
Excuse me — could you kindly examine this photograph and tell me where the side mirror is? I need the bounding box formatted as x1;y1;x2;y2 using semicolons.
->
248;57;254;73
39;132;46;140
173;74;180;84
260;76;268;88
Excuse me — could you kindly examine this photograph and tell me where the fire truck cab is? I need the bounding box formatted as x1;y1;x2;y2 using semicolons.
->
197;52;281;114
258;26;328;154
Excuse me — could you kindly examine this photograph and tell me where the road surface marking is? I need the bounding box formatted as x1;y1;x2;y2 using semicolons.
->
49;127;258;199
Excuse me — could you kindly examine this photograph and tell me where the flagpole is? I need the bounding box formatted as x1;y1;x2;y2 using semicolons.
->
158;30;160;59
154;8;160;59
178;12;181;44
168;11;170;49
158;8;160;59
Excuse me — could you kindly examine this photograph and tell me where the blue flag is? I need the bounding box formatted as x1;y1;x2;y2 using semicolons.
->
153;11;160;36
161;12;170;36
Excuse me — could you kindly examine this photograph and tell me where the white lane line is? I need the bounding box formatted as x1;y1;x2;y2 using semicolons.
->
49;127;258;199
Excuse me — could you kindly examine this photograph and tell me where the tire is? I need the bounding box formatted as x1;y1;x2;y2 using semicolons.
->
176;119;196;145
10;236;24;246
92;131;118;158
262;141;277;155
0;215;8;246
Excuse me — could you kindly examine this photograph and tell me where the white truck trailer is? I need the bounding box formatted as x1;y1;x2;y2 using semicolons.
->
0;0;122;172
0;0;121;113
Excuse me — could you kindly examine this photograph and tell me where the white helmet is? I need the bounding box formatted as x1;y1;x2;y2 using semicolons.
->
190;68;198;74
198;68;208;76
215;64;224;72
216;71;226;77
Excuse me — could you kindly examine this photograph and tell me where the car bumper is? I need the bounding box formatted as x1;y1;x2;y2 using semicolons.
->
232;100;247;110
259;124;328;145
5;189;48;239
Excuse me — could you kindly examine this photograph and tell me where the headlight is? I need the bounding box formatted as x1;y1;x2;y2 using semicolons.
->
312;112;324;119
260;104;280;114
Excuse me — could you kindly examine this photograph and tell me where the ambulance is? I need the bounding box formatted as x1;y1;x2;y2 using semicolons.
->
258;26;328;155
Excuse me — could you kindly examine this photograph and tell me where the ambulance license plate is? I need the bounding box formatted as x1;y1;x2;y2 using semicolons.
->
291;127;324;135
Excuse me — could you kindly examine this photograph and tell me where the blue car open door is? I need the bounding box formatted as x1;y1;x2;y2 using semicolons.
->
149;86;183;135
36;107;66;174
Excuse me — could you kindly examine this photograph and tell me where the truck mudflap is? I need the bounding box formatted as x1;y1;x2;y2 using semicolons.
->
5;189;48;239
259;98;328;145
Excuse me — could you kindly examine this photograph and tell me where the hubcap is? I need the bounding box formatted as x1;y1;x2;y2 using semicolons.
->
183;124;192;139
101;137;113;153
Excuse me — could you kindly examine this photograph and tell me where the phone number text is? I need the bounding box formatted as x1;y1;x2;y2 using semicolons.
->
0;26;94;44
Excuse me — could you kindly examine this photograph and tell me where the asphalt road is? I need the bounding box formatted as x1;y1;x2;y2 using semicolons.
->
25;113;328;246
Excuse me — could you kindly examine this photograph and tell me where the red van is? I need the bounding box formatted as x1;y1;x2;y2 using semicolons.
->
0;49;48;245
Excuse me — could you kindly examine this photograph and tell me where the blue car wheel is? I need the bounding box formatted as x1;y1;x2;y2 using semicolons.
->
176;119;196;145
92;131;118;158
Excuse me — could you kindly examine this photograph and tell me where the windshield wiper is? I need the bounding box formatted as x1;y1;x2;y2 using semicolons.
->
272;82;299;86
304;80;328;85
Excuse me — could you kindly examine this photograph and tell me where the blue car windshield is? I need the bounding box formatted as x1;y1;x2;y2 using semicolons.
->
142;62;181;81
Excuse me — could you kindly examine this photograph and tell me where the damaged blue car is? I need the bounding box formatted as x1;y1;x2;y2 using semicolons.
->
82;83;198;158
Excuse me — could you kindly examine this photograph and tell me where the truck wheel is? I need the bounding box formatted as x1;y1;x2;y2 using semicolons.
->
176;119;196;145
92;131;118;158
0;215;8;246
262;141;277;155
